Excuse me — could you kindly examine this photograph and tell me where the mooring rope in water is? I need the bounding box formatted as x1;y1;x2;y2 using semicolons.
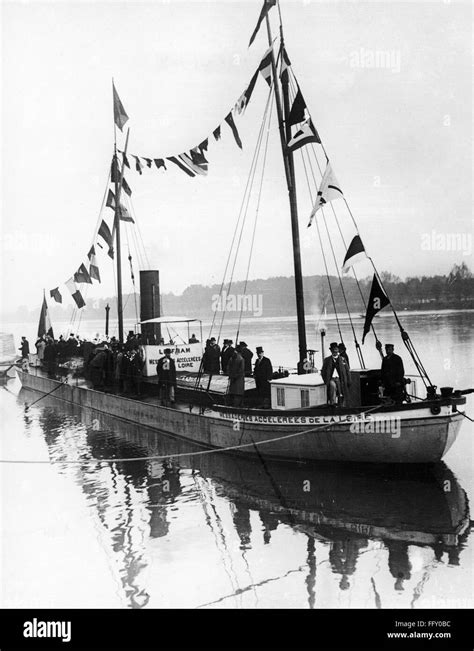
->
23;378;70;410
0;405;383;465
459;411;474;423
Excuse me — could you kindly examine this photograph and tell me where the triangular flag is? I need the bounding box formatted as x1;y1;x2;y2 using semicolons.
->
106;189;115;209
199;138;208;152
342;235;367;273
280;47;291;79
213;125;221;141
144;158;153;168
258;45;273;86
307;162;343;226
98;220;114;258
288;118;321;153
191;147;208;165
74;263;92;284
288;87;307;126
179;153;207;176
167;156;196;178
248;0;276;47
154;158;167;171
122;153;130;169
50;287;62;304
134;156;143;175
121;176;132;196
362;275;390;343
235;68;259;114
113;82;129;132
225;112;242;149
38;294;54;339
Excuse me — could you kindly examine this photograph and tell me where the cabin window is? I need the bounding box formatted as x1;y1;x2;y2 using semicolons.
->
301;389;310;408
276;387;285;407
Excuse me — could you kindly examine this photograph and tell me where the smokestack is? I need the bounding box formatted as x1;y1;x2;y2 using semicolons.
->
140;270;161;345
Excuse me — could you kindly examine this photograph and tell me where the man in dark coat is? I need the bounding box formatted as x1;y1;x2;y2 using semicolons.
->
203;337;221;375
43;336;57;378
381;344;405;403
19;337;30;359
321;342;351;406
239;342;254;377
220;339;234;375
227;348;245;407
253;347;273;408
157;348;177;406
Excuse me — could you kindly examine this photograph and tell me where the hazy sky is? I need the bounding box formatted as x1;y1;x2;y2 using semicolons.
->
1;0;472;315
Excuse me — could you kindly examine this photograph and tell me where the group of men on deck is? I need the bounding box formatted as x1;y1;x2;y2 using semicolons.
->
322;341;405;407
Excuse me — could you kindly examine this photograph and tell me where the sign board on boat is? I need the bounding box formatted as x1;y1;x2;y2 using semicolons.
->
141;343;203;376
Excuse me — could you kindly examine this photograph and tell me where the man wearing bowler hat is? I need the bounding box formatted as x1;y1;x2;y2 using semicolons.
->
253;347;273;408
321;342;351;406
157;348;177;406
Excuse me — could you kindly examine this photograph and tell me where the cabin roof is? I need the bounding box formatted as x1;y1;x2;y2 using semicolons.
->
271;373;325;387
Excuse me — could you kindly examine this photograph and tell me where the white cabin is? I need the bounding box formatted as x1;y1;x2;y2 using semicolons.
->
270;373;327;410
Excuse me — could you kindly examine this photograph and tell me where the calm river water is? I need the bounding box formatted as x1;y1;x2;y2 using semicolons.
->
1;311;472;609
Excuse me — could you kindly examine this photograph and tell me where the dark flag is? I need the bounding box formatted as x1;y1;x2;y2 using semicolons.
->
191;147;208;165
288;118;321;153
225;112;242;149
122;153;130;169
213;125;221;141
121;176;132;196
154;158;166;171
362;275;390;343
50;287;62;304
167;156;196;178
342;235;367;273
248;0;276;47
113;82;129;132
199;138;208;152
111;156;120;183
72;290;86;309
134;156;143;175
38;294;54;339
106;189;115;209
98;220;114;258
119;204;134;222
87;246;101;282
74;263;92;284
288;87;307;126
144;158;153;168
280;47;291;80
235;69;259;114
179;153;207;176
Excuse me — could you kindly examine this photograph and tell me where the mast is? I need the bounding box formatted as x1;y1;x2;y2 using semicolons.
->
264;12;307;373
113;129;130;344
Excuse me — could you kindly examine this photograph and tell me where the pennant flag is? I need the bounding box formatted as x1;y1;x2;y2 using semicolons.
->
342;235;367;273
167;156;196;178
213;125;221;141
280;47;291;79
235;69;259;114
362;275;390;343
144;158;153;168
258;46;273;86
121;176;132;196
288;118;321;153
307;162;343;226
179;153;207;176
225;112;243;149
72;289;86;309
65;278;85;308
87;246;101;283
111;156;120;183
288;87;307;126
74;263;92;284
50;287;62;304
38;294;54;339
154;158;166;171
113;82;129;132
123;153;130;169
119;204;134;222
134;156;143;175
106;189;115;209
248;0;276;47
199;138;208;152
191;147;208;165
98;220;114;258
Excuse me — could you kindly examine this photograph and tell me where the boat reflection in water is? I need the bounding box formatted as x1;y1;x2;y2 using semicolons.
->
20;389;471;609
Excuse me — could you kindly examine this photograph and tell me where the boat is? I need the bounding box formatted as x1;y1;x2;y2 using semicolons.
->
0;333;19;381
16;1;471;463
19;390;473;604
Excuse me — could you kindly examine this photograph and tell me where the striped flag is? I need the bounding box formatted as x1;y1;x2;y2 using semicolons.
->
342;236;367;273
308;162;343;226
87;246;101;283
38;294;54;339
167;156;196;178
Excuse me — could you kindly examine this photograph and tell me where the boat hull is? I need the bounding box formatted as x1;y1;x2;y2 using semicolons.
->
17;370;464;464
